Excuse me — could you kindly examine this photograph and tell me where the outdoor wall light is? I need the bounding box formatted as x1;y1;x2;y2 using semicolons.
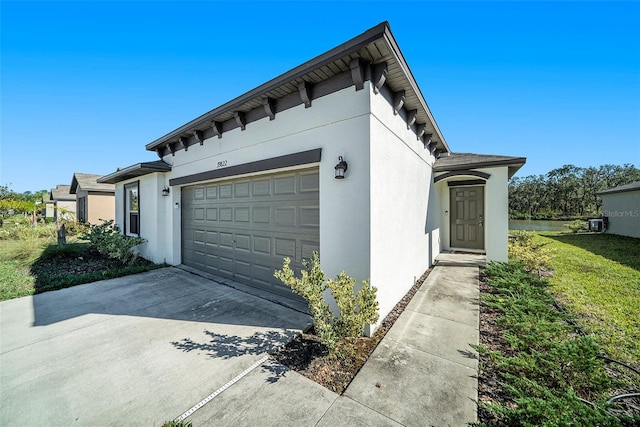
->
334;156;348;179
162;186;170;196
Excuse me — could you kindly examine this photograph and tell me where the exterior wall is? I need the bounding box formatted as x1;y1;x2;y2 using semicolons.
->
369;83;439;330
46;202;55;219
58;200;77;219
164;84;372;285
86;192;115;225
115;173;172;263
436;166;509;262
602;191;640;238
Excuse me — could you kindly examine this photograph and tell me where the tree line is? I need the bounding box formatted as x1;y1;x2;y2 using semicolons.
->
0;184;48;217
509;164;640;219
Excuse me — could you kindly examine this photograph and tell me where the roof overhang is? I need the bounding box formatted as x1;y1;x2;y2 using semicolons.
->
596;181;640;195
434;153;527;180
145;21;450;157
98;161;172;184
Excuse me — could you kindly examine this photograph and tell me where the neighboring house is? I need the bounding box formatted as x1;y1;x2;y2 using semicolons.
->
99;22;525;332
597;181;640;239
70;173;115;224
47;184;77;221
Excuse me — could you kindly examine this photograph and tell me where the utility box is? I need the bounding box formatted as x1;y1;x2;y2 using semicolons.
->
588;218;603;232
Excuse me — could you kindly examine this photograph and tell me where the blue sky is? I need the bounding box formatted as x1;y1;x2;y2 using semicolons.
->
2;1;639;193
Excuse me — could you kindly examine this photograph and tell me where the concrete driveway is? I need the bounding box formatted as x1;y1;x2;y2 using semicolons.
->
0;267;311;426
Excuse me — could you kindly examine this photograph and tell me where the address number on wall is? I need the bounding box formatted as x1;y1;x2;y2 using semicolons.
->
217;160;228;168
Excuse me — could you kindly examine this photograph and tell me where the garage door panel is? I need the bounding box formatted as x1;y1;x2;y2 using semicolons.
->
219;184;233;198
219;208;233;221
235;207;250;223
275;207;295;226
182;168;319;301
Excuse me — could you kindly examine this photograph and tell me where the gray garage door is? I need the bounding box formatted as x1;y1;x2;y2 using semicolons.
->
181;168;319;300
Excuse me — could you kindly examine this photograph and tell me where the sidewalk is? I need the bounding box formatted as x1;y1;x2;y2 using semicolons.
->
185;252;484;426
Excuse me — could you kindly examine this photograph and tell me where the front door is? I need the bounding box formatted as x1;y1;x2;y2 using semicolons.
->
450;186;484;250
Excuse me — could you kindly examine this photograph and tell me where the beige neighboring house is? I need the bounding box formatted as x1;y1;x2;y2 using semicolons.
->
598;181;640;239
70;173;115;224
47;184;77;221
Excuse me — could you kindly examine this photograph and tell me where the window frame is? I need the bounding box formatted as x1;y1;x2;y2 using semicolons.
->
77;197;87;223
124;181;140;237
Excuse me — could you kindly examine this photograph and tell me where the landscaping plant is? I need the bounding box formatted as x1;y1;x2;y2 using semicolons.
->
508;230;554;274
475;261;639;426
81;219;145;265
274;252;379;353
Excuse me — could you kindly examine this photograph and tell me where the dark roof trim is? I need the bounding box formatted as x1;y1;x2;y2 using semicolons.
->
434;157;526;172
434;170;491;183
596;181;640;195
98;161;172;184
145;22;449;155
169;149;322;187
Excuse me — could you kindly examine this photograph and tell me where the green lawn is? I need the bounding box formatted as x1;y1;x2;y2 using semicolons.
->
537;232;640;364
0;223;161;301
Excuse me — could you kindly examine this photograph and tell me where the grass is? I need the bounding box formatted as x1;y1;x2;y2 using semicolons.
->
476;261;638;426
0;222;161;301
537;232;640;364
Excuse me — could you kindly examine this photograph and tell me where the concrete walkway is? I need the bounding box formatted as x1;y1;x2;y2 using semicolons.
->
186;252;484;426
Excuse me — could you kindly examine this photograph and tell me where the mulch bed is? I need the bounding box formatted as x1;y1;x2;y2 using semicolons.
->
271;268;432;394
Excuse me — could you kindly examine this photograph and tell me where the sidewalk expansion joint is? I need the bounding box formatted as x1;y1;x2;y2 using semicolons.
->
174;354;269;423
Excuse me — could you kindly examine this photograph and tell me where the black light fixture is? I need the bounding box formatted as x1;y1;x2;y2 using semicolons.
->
162;186;170;196
334;156;348;179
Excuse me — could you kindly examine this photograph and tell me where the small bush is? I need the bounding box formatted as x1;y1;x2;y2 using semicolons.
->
564;219;587;233
274;252;379;352
81;220;145;265
508;230;554;273
59;219;89;237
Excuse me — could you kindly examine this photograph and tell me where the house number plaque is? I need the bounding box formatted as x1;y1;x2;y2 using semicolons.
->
217;160;228;168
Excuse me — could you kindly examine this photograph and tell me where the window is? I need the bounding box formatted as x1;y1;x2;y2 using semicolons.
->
124;182;140;236
77;197;87;223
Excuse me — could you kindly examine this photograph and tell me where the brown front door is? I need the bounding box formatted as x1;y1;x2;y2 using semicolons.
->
450;186;484;250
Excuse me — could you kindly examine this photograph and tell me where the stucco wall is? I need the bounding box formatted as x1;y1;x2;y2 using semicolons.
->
164;84;372;283
369;83;439;328
436;165;509;262
115;173;172;264
87;192;115;225
602;190;640;238
57;200;76;220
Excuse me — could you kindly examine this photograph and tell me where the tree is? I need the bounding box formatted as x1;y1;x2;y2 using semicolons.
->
509;163;640;219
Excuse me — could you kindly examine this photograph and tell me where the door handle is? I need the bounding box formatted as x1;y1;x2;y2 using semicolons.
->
478;215;483;227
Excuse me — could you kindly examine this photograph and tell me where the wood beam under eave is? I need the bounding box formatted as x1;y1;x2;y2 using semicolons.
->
423;133;433;146
298;81;312;108
179;136;189;151
235;111;246;131
168;143;176;156
211;121;223;139
193;130;204;145
263;97;276;120
350;58;365;91
156;148;164;158
393;90;405;115
416;123;426;140
407;110;417;129
428;141;438;154
372;62;387;94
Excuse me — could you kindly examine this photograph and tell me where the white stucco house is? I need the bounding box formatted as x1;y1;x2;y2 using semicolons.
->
99;22;525;331
598;181;640;239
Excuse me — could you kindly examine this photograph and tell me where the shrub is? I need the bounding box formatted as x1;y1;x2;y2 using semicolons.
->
508;230;554;273
564;219;587;233
59;219;89;237
81;220;145;265
274;252;379;352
